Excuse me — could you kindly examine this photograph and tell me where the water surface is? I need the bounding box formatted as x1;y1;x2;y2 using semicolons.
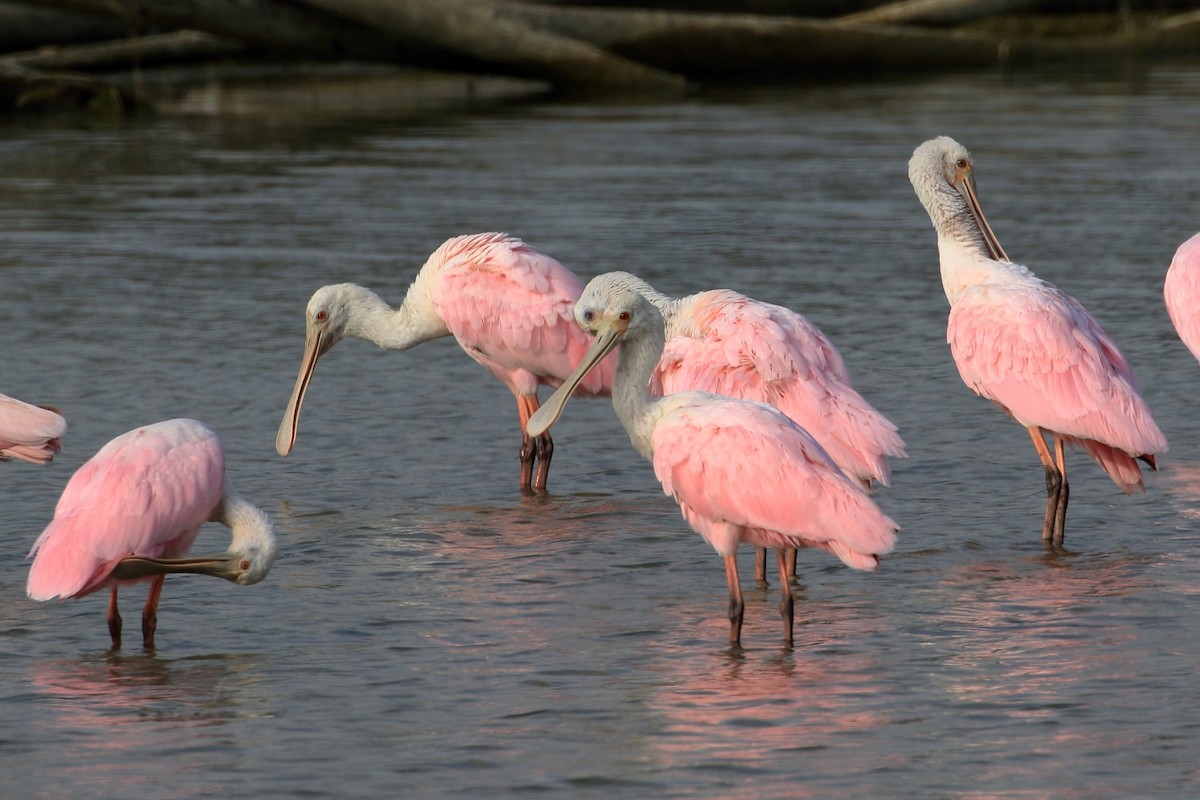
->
3;61;1200;798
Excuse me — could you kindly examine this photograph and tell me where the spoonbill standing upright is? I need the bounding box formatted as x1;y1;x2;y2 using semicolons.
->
527;272;898;648
27;418;277;649
908;136;1167;545
276;232;615;494
614;272;906;583
1;393;66;464
1164;231;1200;363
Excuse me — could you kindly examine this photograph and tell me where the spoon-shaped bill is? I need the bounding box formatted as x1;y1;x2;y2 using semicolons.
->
526;326;622;437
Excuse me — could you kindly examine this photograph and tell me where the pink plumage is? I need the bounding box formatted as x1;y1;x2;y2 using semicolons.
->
525;272;899;647
27;418;276;649
650;288;905;489
910;135;1166;544
27;418;224;601
0;393;66;464
428;232;614;400
949;283;1165;494
652;398;898;568
1164;231;1200;363
277;232;615;493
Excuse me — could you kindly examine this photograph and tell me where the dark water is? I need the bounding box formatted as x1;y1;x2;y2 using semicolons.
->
4;62;1200;798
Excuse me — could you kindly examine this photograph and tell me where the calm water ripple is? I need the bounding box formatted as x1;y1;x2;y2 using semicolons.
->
4;60;1200;798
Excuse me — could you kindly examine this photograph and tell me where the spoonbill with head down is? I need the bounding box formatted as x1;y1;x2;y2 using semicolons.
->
623;273;906;584
908;136;1166;545
276;232;615;494
1;393;66;464
527;272;898;649
27;418;277;649
1164;231;1200;363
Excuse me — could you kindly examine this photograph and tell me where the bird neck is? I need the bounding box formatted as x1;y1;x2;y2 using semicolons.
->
612;319;669;461
348;280;449;351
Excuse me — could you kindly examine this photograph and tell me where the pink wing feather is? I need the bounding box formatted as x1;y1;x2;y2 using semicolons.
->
26;419;225;601
949;282;1166;491
650;397;898;568
1165;232;1200;363
0;394;66;464
429;233;615;398
651;290;905;487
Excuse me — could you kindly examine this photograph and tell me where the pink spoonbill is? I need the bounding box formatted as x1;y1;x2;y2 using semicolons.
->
1;393;66;464
1164;231;1200;362
622;273;906;583
27;418;277;649
276;232;615;494
527;272;898;648
908;136;1167;545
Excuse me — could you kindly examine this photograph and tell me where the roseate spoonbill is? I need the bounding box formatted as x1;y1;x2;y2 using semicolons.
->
1;394;65;464
527;272;898;648
908;136;1167;545
27;418;277;649
276;232;615;494
620;273;906;584
1164;232;1200;362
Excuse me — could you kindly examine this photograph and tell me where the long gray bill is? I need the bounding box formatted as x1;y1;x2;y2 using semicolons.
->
957;175;1010;263
111;554;244;584
526;327;622;437
276;328;324;456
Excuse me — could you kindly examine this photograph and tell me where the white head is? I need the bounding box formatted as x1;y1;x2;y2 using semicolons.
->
276;283;377;456
527;272;666;437
908;136;1008;262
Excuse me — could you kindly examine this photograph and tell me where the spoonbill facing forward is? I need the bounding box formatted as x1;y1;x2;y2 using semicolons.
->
27;419;277;648
1;393;66;464
625;273;906;583
908;136;1166;545
527;272;898;648
276;232;615;494
1164;232;1200;363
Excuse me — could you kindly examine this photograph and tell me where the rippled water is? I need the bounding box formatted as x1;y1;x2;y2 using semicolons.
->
4;61;1200;798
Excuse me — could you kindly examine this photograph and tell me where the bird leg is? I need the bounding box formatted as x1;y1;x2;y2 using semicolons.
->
107;586;122;649
1028;427;1064;544
517;394;547;494
1052;437;1069;545
532;432;554;494
723;554;744;648
776;549;794;648
754;547;769;587
141;575;164;649
785;549;798;584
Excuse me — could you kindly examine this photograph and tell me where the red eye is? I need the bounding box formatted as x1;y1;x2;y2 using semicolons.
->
618;311;631;321
240;559;251;571
315;310;328;322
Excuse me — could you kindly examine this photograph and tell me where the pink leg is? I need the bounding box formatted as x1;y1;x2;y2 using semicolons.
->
1027;426;1063;544
142;575;164;649
723;554;744;648
1051;436;1069;545
106;586;122;649
517;394;552;494
785;549;798;583
754;547;768;587
776;549;793;648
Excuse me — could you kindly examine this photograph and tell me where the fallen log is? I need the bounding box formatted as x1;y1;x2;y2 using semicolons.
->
299;0;687;94
496;3;1200;80
4;30;244;72
32;0;432;63
0;60;134;111
833;0;1044;27
0;1;129;53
